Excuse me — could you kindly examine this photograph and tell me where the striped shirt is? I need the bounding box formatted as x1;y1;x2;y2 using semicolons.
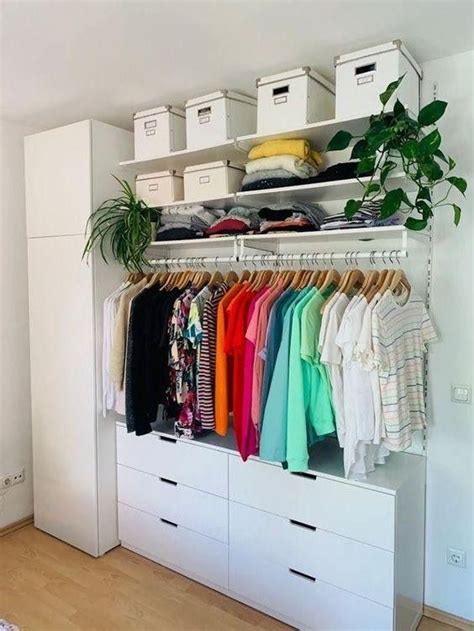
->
198;282;229;430
372;291;437;451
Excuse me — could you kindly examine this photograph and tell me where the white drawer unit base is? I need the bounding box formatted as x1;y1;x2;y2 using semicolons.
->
116;423;425;631
118;503;228;590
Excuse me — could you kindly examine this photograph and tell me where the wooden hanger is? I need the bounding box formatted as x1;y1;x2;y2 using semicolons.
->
209;269;224;289
389;269;411;295
224;270;238;286
360;270;379;296
340;269;365;295
320;269;341;293
238;269;250;282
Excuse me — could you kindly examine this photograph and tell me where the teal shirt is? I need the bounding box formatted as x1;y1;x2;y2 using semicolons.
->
260;288;313;463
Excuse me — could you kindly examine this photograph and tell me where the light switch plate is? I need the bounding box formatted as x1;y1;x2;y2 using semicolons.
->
451;385;471;404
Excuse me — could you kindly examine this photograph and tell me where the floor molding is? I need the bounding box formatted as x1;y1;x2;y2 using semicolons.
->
0;515;34;537
424;605;474;630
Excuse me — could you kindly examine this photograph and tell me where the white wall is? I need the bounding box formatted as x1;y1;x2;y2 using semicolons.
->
422;50;474;621
0;119;34;527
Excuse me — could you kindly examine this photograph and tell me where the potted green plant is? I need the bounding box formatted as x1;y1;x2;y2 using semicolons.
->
83;176;159;272
326;75;467;230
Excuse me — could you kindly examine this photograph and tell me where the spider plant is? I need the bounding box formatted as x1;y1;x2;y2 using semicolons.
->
83;176;159;272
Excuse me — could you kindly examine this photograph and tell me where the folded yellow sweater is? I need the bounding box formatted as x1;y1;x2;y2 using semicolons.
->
248;139;323;166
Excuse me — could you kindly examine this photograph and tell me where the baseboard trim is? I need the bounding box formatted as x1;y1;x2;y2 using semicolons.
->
424;605;474;630
0;515;34;537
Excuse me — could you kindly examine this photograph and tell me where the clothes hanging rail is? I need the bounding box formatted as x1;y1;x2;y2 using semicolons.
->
148;249;407;268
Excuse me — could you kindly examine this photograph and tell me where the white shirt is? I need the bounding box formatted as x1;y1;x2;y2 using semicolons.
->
102;282;129;416
320;293;350;448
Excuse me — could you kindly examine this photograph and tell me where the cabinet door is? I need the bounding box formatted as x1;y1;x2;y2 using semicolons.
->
28;235;99;555
25;121;91;237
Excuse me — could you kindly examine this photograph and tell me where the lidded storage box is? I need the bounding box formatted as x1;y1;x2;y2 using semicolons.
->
185;91;257;150
134;106;186;160
256;67;335;134
183;160;245;202
335;40;422;120
136;170;184;207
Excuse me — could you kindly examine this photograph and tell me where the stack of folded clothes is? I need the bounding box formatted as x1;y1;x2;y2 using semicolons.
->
205;206;261;237
257;202;327;233
307;161;373;184
320;201;402;231
241;139;323;192
155;205;225;241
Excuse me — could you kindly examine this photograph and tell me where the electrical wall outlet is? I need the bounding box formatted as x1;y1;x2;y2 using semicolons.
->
447;547;466;568
0;468;25;489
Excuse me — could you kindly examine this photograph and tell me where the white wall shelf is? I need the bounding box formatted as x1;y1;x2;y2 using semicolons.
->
120;115;370;174
120;140;247;174
145;172;414;213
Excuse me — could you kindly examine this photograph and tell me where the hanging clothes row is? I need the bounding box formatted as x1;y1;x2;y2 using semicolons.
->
103;264;437;479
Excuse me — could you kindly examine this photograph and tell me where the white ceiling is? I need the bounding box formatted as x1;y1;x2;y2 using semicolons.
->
1;0;473;133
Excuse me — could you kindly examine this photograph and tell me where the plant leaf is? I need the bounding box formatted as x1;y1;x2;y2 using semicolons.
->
405;217;428;231
380;160;397;186
418;100;447;126
366;183;381;195
356;156;376;175
418;129;442;156
401;139;418;160
452;203;461;226
447;176;467;196
393;99;405;117
416;200;432;219
434;149;448;164
416;187;432;203
345;199;362;219
380;74;405;106
448;156;456;170
420;159;443;181
350;139;371;160
327;130;353;151
380;188;404;218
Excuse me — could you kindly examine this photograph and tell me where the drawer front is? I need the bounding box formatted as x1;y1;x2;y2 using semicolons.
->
117;464;228;543
229;548;393;630
116;424;228;498
230;502;393;607
229;456;395;550
118;503;228;589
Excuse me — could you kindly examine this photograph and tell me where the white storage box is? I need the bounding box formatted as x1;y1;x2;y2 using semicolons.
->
185;91;257;150
256;67;335;134
335;40;422;120
184;161;245;202
136;170;184;207
134;106;186;160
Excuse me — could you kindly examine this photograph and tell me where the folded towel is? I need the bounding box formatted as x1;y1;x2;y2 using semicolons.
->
246;155;319;178
248;139;323;166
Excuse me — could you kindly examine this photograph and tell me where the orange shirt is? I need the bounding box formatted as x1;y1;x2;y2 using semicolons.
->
214;283;245;435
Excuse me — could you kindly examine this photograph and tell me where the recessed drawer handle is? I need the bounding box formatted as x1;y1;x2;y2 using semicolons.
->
289;568;316;583
160;518;178;528
159;477;177;486
159;435;177;444
290;518;316;532
291;471;317;480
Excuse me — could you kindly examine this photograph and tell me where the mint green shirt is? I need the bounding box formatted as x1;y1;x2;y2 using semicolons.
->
260;288;312;463
286;288;336;472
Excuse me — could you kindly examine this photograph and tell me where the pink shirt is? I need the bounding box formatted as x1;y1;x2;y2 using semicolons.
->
240;288;270;461
251;286;283;427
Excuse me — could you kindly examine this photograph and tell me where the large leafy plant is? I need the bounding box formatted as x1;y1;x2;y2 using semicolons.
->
326;75;467;230
83;176;158;272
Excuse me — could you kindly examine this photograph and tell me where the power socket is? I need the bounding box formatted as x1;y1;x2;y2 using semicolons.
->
447;547;466;568
0;468;25;489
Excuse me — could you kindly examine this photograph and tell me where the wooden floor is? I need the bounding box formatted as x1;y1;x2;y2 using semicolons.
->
0;526;462;631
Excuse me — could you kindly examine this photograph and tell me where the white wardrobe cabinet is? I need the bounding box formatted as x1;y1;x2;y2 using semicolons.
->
25;120;133;556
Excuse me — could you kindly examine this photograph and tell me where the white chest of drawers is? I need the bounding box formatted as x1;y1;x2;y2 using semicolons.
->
116;423;426;631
